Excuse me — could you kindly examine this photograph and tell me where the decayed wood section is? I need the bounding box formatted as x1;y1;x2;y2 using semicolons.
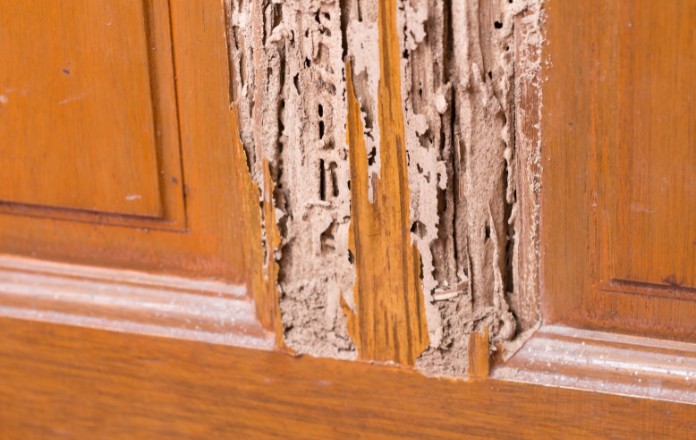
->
513;11;542;332
3;318;696;439
231;106;285;349
341;0;429;366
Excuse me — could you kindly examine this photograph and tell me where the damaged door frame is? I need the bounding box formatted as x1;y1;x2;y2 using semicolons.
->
1;0;696;437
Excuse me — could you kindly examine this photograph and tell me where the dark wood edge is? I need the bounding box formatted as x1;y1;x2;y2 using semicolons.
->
0;254;273;350
599;279;696;302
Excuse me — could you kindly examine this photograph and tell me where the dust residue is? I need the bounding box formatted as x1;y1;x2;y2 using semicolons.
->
226;0;356;360
226;0;545;373
401;0;545;376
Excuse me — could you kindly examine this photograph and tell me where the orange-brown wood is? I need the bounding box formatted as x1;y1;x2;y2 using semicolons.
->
0;0;163;217
260;159;288;349
467;327;490;378
343;0;429;366
596;1;696;295
231;105;285;348
2;317;696;439
542;0;696;341
0;0;248;285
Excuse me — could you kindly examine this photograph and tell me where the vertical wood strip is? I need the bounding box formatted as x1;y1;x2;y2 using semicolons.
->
514;12;543;332
467;327;490;378
231;105;286;350
342;0;429;365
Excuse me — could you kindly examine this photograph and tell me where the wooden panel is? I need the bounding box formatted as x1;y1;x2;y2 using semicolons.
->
0;0;248;284
0;0;163;217
542;0;696;341
597;1;696;296
1;317;696;439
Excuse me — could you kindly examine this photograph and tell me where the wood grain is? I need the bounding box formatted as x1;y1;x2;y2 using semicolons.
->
0;254;273;350
0;0;162;217
2;317;696;439
596;1;696;292
498;325;696;403
542;0;696;341
231;105;286;349
343;0;429;366
467;327;490;378
0;0;248;284
513;10;542;332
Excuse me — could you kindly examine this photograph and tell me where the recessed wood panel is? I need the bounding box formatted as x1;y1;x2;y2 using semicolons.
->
0;0;163;217
543;0;696;341
0;0;248;285
597;1;696;297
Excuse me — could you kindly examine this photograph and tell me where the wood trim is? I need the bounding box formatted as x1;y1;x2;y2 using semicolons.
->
2;317;696;439
496;325;696;404
0;255;272;350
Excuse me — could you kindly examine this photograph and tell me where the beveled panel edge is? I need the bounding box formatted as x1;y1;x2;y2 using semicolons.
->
0;254;274;350
493;324;696;404
0;0;187;230
599;279;696;302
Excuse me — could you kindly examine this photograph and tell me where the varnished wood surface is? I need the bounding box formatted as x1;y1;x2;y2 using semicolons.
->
1;317;696;439
0;254;273;350
597;1;696;293
341;0;429;366
0;0;248;284
542;0;696;341
499;325;696;403
0;0;162;217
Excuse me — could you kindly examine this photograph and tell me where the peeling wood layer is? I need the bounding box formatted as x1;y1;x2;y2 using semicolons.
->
231;106;287;350
344;50;429;364
226;0;544;374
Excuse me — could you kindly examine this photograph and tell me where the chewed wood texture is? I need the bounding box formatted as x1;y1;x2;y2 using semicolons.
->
341;0;429;366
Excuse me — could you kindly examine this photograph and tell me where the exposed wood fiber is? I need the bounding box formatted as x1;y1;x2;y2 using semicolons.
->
231;106;287;350
226;0;544;374
344;50;429;364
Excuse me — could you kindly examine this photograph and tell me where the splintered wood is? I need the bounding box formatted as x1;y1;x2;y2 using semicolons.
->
343;37;429;365
227;0;544;373
231;105;287;351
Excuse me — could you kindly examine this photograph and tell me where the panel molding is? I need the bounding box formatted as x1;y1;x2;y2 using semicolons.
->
496;325;696;404
0;0;249;283
599;279;696;302
0;255;272;350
